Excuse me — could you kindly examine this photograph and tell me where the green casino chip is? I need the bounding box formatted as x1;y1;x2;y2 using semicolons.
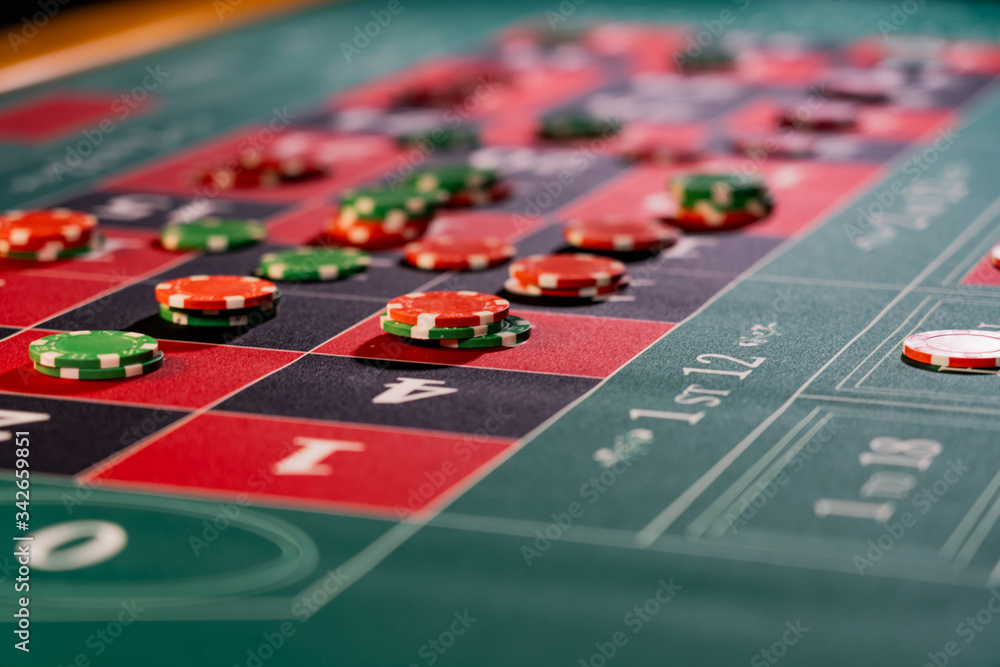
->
339;186;445;218
257;247;371;281
379;314;502;340
158;302;279;328
396;128;480;151
676;47;735;74
539;113;622;140
438;315;532;348
403;165;499;194
33;352;164;380
160;218;266;253
670;173;771;212
29;330;160;369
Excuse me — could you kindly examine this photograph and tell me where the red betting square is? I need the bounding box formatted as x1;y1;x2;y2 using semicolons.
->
555;158;881;239
88;411;514;519
103;128;402;203
0;92;138;143
0;274;120;327
315;310;673;378
0;331;302;409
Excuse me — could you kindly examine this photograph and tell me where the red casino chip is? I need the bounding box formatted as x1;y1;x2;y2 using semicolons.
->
510;253;626;289
778;101;858;132
617;129;703;164
665;205;772;233
0;209;98;250
155;275;278;310
386;291;510;327
404;237;516;271
820;71;893;104
903;329;1000;368
196;153;327;190
324;215;430;249
504;274;629;298
564;217;680;252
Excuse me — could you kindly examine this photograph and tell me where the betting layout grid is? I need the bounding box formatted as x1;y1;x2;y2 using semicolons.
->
1;24;998;519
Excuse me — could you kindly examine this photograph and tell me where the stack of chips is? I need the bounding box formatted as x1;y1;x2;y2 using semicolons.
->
538;112;622;141
255;246;371;281
504;253;631;302
160;217;266;253
663;173;774;232
155;275;280;328
324;186;444;250
403;164;510;207
29;331;163;381
0;209;103;262
381;290;532;349
563;217;681;254
196;147;328;190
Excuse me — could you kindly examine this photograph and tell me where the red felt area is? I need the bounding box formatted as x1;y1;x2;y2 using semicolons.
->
0;92;142;143
0;331;301;409
315;310;673;378
103;128;401;203
555;158;881;239
89;411;513;518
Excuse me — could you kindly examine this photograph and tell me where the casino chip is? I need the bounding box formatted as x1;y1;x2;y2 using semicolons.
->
665;173;774;231
818;71;894;104
29;331;159;369
257;247;371;281
564;218;680;252
509;253;626;289
503;275;630;298
158;303;279;328
538;113;622;140
396;127;480;151
197;150;327;190
777;101;858;132
379;314;502;340
438;315;533;349
160;218;266;253
155;275;278;310
34;352;164;380
902;330;1000;369
675;47;735;74
386;291;510;327
324;215;431;249
403;237;515;271
167;291;281;316
339;186;443;218
0;209;98;250
404;165;499;194
0;234;104;261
